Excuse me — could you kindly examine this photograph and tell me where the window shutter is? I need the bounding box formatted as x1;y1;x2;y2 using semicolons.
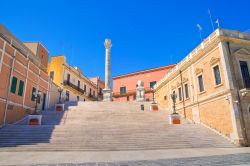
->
31;87;36;101
18;80;24;96
10;77;18;94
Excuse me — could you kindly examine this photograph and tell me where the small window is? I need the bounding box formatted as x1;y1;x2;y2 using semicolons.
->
198;75;204;92
164;96;167;100
10;76;18;94
31;87;36;101
213;65;221;85
184;83;189;98
84;85;86;92
178;87;182;101
18;80;24;96
120;86;126;94
93;91;95;97
150;81;157;89
49;71;54;81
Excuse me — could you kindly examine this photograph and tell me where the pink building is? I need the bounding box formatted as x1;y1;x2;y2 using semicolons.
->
112;65;175;102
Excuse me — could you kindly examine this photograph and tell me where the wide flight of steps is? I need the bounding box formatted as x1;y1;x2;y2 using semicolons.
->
0;102;235;151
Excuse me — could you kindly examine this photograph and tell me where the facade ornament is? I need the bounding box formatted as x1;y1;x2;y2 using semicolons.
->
195;68;203;75
209;57;220;66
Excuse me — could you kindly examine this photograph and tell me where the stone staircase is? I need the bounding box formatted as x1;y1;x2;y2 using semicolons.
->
0;102;235;151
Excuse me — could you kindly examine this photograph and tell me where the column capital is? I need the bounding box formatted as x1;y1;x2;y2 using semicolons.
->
104;39;112;49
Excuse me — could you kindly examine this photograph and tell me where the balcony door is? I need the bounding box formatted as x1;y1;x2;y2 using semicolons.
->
240;61;250;88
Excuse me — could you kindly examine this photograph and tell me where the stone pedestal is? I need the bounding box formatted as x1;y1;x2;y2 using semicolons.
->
28;114;42;125
168;113;181;124
136;82;145;102
55;103;65;112
150;103;159;111
103;89;112;102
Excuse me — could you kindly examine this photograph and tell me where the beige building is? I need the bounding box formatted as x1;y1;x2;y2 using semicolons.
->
155;29;250;145
48;56;99;102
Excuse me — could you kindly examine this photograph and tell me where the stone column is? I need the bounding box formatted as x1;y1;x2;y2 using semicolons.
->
103;39;112;101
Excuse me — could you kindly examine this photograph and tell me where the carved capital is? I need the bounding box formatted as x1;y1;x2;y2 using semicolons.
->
104;39;112;49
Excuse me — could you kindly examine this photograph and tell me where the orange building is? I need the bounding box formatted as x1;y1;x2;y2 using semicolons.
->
112;65;175;101
0;24;50;126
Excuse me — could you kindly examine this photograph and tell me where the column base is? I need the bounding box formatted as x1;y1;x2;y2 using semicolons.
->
103;89;112;102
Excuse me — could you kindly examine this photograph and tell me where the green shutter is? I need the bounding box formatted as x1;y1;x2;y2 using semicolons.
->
18;80;24;96
31;87;36;101
10;77;18;94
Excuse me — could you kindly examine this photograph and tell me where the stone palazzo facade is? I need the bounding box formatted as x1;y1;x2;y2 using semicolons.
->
48;56;101;102
155;29;250;145
0;24;50;126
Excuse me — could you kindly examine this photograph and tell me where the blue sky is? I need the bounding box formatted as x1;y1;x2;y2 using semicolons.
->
1;0;250;81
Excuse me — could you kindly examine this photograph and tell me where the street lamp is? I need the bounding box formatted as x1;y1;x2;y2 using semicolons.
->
58;86;63;104
151;88;156;104
33;91;42;115
171;91;177;114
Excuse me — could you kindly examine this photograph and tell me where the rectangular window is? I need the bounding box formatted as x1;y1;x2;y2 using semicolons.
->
198;75;204;92
18;80;24;96
31;87;36;101
184;83;189;98
240;61;250;88
120;86;126;94
150;81;157;89
213;65;221;85
84;85;86;92
178;87;182;101
10;76;18;94
49;71;54;81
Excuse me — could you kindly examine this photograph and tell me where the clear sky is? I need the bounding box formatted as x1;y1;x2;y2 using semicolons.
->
1;0;250;81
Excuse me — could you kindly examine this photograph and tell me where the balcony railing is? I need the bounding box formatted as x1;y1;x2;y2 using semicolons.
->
113;87;152;97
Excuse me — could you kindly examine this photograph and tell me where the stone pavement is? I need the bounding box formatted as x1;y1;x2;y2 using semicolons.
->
0;147;250;166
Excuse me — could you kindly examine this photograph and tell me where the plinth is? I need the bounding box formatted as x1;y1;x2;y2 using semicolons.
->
150;103;159;111
55;103;65;112
28;114;42;125
103;89;112;102
168;113;181;124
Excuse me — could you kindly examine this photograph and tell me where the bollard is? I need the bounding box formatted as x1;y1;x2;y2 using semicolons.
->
141;104;144;111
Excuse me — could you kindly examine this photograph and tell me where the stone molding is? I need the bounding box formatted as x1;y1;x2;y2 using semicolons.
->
195;68;203;75
209;57;220;66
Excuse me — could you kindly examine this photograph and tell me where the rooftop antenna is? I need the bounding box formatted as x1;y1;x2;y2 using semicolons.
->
215;19;220;28
208;9;215;31
196;24;203;42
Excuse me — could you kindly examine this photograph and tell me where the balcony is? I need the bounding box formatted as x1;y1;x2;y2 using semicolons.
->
63;80;85;94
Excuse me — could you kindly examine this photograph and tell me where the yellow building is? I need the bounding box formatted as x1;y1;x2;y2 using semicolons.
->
48;56;99;102
155;29;250;145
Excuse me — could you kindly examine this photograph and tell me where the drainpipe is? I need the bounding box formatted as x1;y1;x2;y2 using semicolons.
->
226;42;248;145
3;48;17;126
180;70;186;118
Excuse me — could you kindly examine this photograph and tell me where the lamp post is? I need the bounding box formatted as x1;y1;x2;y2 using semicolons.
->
58;87;63;104
33;91;42;115
151;88;156;104
171;91;177;114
